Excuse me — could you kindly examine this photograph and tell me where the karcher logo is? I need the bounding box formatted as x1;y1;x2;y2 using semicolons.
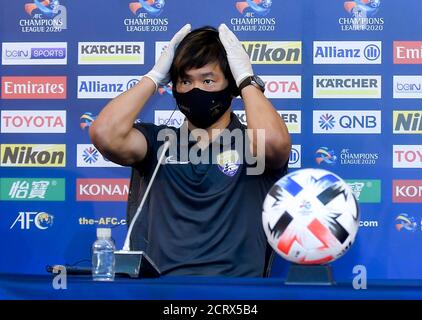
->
1;144;66;167
242;41;301;64
78;42;144;65
393;111;422;134
313;75;381;98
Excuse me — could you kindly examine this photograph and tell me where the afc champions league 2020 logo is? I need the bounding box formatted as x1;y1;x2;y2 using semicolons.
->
21;0;67;32
125;0;168;32
341;0;383;31
236;0;272;16
232;0;276;32
129;0;165;17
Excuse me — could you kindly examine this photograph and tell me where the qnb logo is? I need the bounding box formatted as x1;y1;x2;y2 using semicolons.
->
83;146;99;164
129;0;165;17
315;147;337;165
395;213;417;232
314;111;381;134
319;114;336;131
10;212;54;230
393;180;422;203
242;42;301;64
393;111;422;134
80;112;97;130
77;144;121;168
236;0;272;16
288;145;301;168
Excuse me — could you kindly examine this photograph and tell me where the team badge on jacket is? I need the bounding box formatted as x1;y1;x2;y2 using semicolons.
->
216;150;240;177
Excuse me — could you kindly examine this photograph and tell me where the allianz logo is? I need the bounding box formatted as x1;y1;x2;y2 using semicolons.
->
314;44;380;60
78;79;139;93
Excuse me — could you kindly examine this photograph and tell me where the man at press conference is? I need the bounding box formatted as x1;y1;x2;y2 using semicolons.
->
89;23;291;277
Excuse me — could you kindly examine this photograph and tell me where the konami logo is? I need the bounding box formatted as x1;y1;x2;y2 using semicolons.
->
394;41;422;64
1;76;66;99
393;180;422;203
76;179;129;201
1;110;66;133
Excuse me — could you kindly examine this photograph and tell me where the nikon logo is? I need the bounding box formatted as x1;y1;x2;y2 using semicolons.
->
241;42;301;64
1;144;66;167
393;111;422;134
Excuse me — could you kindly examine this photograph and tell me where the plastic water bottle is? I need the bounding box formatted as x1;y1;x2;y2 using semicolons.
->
92;228;116;281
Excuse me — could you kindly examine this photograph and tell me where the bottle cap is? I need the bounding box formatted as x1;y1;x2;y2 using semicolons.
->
97;228;111;239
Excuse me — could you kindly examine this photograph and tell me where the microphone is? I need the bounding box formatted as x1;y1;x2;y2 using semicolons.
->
114;139;172;278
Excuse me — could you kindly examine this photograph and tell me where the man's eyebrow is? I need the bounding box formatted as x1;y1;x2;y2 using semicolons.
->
199;72;216;77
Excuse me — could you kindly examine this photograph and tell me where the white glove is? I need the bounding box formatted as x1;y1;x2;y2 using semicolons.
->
218;23;253;87
144;23;191;89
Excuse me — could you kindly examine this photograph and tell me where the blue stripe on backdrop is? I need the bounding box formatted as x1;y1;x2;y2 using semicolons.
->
0;0;421;281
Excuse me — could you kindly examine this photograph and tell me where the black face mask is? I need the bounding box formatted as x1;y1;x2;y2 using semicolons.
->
173;86;233;129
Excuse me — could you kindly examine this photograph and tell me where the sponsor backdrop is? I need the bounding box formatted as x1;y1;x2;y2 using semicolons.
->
0;0;421;281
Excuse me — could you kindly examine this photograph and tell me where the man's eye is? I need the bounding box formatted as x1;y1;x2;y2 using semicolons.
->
204;79;214;84
181;80;190;85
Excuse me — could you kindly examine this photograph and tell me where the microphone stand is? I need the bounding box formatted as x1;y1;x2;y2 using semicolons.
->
114;140;171;278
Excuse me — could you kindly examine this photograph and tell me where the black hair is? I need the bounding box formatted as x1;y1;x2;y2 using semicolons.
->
170;26;239;96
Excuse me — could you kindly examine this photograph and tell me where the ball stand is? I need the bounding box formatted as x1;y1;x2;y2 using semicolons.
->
285;264;335;286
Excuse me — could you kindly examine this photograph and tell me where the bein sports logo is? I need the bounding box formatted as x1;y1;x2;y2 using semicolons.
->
319;114;336;131
80;112;97;130
315;147;337;165
395;213;417;232
236;0;272;16
129;0;165;16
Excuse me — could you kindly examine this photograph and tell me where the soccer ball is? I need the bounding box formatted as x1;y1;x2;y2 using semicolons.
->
262;168;359;265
